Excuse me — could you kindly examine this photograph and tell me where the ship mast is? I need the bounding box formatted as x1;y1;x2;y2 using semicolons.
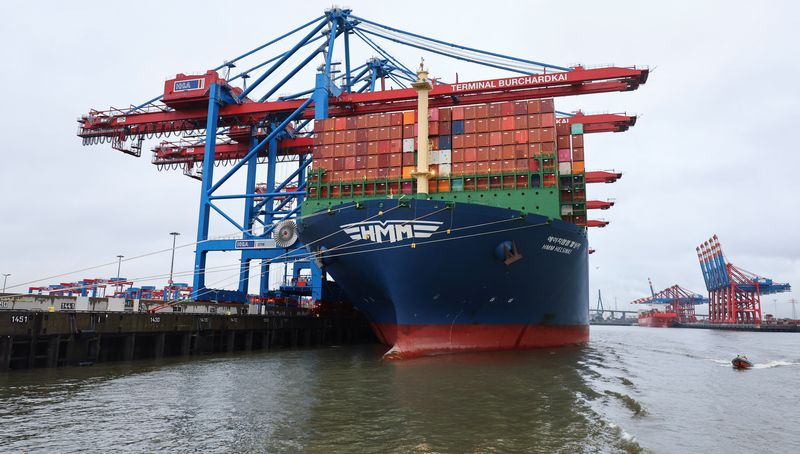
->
411;60;433;195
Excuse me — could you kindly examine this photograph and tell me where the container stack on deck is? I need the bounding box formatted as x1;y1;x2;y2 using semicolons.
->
307;99;588;225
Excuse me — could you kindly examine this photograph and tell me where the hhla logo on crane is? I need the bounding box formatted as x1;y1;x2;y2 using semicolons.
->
341;220;443;244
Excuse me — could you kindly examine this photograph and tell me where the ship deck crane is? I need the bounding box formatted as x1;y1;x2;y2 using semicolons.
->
75;8;647;303
697;235;791;324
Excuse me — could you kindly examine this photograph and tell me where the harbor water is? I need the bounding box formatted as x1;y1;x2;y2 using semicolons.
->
1;326;798;453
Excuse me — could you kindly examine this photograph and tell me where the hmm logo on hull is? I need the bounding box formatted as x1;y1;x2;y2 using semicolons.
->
341;220;443;244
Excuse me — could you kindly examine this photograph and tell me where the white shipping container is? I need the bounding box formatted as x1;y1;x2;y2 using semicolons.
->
402;138;415;152
428;150;439;164
558;162;572;175
439;164;452;176
439;149;452;164
561;205;574;216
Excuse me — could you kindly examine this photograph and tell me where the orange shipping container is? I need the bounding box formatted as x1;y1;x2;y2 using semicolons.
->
402;166;415;179
438;179;450;192
502;145;514;160
403;111;415;125
572;161;585;173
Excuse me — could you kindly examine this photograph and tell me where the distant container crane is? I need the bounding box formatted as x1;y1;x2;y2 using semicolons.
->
697;235;791;324
631;278;707;325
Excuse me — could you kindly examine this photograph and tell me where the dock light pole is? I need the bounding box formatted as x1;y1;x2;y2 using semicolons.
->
116;255;124;279
168;232;180;286
1;273;9;293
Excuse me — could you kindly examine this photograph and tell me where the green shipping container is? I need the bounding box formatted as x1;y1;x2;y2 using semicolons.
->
451;178;464;192
571;123;584;135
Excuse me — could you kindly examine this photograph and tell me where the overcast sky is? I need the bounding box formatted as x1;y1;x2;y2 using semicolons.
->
0;0;797;316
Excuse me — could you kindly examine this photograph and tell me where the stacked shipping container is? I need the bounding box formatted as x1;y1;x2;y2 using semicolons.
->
556;120;588;226
308;99;587;223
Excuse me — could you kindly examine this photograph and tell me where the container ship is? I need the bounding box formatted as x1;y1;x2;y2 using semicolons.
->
637;308;679;328
298;67;632;358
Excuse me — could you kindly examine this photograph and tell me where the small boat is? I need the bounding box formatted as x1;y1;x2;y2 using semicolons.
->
731;355;753;369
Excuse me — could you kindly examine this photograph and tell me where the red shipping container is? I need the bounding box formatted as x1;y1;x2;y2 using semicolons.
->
323;145;335;158
571;135;584;148
476;104;488;118
529;159;540;171
558;149;571;162
465;147;478;162
453;135;465;149
334;130;345;144
356;116;369;129
313;133;323;147
540;99;554;112
527;100;541;114
503;175;516;189
501;145;515;160
390;140;402;153
514;115;528;130
477;176;489;190
334;117;347;130
515;130;528;144
333;157;345;170
476;133;490;147
452;149;465;163
367;155;378;168
464;162;476;174
367;141;379;154
556;125;570;136
331;144;343;157
476;162;490;174
464;106;476;119
390;126;402;140
464;134;477;147
440;121;451;135
379;114;391;127
452;162;464;176
515;144;528;159
514;101;527;115
367;168;378;179
541;141;556;153
502;131;514;145
403;124;414;138
465;120;477;134
377;168;388;179
477;147;490;161
543;174;556;187
489;160;502;173
388;167;401;178
557;136;570;149
390;112;403;126
389;153;402;167
402;152;415;166
346;117;358;130
489;132;502;146
452;107;464;120
476;118;488;133
439;108;451;122
344;143;356;155
356;129;368;142
378;154;390;168
367;128;379;142
541;113;555;127
343;170;354;181
375;140;387;153
541;128;555;142
488;117;501;132
501;116;515;130
503;160;516;171
572;147;584;161
488;103;503;117
355;156;367;169
401;181;413;194
430;137;439;150
428;108;439;121
378;127;389;141
429;121;439;136
355;142;367;155
501;102;515;116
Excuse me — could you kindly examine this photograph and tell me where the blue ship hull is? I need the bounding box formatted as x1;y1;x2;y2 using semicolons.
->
299;198;589;358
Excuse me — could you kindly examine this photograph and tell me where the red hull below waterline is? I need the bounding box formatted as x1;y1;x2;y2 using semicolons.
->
371;323;590;359
638;313;678;328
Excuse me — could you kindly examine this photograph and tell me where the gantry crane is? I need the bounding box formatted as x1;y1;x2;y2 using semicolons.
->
76;8;647;303
632;282;708;323
697;235;791;324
